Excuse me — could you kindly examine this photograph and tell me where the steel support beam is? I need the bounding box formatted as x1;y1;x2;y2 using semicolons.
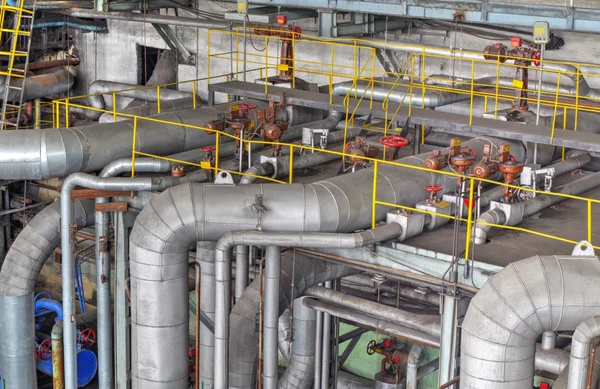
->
152;23;194;64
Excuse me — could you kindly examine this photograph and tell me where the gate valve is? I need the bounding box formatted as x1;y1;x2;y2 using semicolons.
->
37;339;52;360
380;135;409;161
345;137;378;165
424;149;448;170
424;184;444;204
78;328;96;348
201;145;216;161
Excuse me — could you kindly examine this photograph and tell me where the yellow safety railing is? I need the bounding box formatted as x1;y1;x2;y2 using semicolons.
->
49;91;600;259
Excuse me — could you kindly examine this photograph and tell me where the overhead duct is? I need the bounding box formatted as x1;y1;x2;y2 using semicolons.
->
460;253;600;389
84;80;195;120
128;136;532;389
0;67;74;102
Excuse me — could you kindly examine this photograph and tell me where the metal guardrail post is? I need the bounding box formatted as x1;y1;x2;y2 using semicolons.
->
112;92;117;122
469;60;475;126
288;145;294;184
156;86;161;114
464;177;476;261
371;160;379;229
550;73;562;141
588;200;593;243
65;99;69;128
131;117;137;177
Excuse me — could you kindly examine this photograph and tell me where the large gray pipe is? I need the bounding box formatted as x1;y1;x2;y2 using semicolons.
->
474;170;600;244
305;285;440;338
568;316;600;389
212;225;402;389
0;67;74;102
332;80;472;108
98;97;196;123
84;80;194;120
198;242;217;389
460;254;600;389
128;136;530;388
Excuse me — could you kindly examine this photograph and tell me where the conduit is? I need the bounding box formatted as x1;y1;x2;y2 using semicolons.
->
473;170;600;244
460;254;600;389
128;135;532;389
84;80;195;120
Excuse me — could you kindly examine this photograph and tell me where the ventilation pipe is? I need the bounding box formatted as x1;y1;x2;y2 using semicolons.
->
460;253;600;389
129;135;532;389
473;170;600;244
84;80;195;120
0;67;74;102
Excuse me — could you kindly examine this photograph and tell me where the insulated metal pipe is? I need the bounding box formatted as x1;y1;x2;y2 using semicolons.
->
474;171;600;244
198;242;217;388
303;298;440;347
235;245;249;302
98;97;195;123
407;344;425;389
0;68;74;102
535;343;569;375
212;225;402;389
305;285;441;338
60;173;169;389
568;316;600;389
321;281;332;389
314;307;323;389
264;246;281;389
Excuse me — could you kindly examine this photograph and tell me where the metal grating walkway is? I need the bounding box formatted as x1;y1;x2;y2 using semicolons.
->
208;80;600;153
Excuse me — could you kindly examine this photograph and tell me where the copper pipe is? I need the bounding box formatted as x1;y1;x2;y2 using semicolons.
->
586;338;600;389
438;376;460;389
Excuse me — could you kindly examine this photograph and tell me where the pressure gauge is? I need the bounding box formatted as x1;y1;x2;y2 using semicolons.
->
533;21;550;44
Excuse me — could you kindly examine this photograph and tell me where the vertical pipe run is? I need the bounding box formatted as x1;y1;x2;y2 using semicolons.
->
95;204;113;389
314;308;323;389
263;246;281;389
321;280;332;389
235;245;249;302
438;294;458;389
198;242;217;388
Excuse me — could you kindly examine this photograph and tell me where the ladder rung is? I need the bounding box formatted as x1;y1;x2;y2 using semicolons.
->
6;85;23;90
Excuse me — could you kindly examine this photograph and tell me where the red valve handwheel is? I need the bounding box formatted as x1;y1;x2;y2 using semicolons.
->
78;328;96;347
533;50;542;67
291;26;302;39
468;148;477;158
237;103;257;111
424;184;443;193
201;145;216;152
37;339;52;360
380;136;408;148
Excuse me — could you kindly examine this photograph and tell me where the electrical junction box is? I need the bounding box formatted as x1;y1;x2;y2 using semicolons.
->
533;21;550;44
237;0;248;16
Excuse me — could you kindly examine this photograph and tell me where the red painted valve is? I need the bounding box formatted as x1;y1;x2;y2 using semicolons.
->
424;184;443;193
78;328;97;348
533;50;542;67
237;103;257;111
201;145;216;153
380;136;408;148
37;339;52;360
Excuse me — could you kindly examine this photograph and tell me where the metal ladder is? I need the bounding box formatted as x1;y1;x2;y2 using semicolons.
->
0;0;35;130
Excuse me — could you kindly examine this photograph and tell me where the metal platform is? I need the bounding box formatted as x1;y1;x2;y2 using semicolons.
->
209;80;600;153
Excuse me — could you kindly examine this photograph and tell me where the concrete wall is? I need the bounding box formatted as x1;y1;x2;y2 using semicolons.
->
70;3;600;107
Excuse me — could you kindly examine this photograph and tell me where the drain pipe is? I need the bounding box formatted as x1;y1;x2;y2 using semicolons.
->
60;173;194;389
213;224;402;389
84;80;194;120
474;170;600;244
460;253;600;389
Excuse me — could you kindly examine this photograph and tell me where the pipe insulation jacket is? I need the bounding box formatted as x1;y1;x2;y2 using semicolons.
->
98;97;196;123
84;80;195;120
568;316;600;389
460;254;600;389
0;68;74;102
128;136;531;389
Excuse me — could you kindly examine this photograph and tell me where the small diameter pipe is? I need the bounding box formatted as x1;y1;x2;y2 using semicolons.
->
314;307;323;389
302;299;440;347
407;344;425;389
213;224;402;389
61;173;171;389
542;332;556;351
321;281;332;389
305;285;440;338
474;170;600;244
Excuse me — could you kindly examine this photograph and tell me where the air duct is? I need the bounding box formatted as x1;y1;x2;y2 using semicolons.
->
128;136;530;388
460;253;600;389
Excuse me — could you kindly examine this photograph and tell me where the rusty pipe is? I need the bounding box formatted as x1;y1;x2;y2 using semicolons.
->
438;376;460;389
587;339;600;389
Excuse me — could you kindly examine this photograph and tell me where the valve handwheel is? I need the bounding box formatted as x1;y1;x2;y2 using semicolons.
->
291;26;302;40
424;184;443;193
380;136;408;148
533;50;542;67
366;340;377;355
237;103;257;111
37;339;52;360
78;328;97;347
201;145;216;153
